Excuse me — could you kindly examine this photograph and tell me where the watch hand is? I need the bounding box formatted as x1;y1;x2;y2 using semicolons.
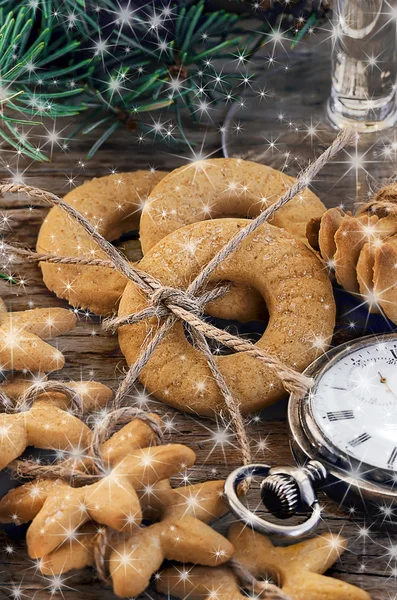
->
378;371;397;400
378;371;386;384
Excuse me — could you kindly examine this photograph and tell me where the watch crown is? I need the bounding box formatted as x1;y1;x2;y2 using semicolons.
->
260;473;300;519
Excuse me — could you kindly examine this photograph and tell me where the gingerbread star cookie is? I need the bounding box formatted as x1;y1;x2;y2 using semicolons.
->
0;379;112;470
0;304;77;372
109;479;234;597
157;522;371;600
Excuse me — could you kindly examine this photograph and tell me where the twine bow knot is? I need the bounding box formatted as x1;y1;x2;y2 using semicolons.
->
150;285;203;316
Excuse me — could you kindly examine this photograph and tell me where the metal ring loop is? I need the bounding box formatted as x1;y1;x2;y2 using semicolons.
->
224;463;322;539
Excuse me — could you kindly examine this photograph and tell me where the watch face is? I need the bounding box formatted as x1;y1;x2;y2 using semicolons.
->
309;337;397;474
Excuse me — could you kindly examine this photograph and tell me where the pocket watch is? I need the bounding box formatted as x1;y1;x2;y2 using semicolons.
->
224;333;397;539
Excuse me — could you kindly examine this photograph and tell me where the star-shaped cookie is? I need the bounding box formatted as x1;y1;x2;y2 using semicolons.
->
0;303;77;372
157;522;371;600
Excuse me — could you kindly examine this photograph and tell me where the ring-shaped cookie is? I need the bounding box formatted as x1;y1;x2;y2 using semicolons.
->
140;158;325;323
118;219;335;417
37;171;167;316
139;158;326;253
36;170;264;321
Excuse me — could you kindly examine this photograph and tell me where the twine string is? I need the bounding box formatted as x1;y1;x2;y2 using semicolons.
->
191;326;252;469
113;316;176;406
18;380;85;414
0;380;85;415
9;458;99;484
0;243;116;269
94;527;113;585
0;388;13;411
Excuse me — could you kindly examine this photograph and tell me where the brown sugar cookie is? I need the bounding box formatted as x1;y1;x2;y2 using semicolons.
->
40;522;100;574
0;403;91;470
306;216;321;251
157;522;371;600
334;214;379;293
372;214;397;238
109;480;233;597
140;158;325;252
353;216;397;310
356;242;378;310
373;235;397;323
37;170;167;316
118;219;335;417
318;207;345;264
0;307;76;339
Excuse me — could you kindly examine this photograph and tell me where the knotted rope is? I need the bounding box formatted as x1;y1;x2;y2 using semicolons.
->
0;128;354;474
94;526;114;585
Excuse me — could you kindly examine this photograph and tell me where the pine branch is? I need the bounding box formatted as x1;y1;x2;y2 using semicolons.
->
0;0;327;160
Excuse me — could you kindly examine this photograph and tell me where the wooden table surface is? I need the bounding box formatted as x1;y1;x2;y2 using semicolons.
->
0;93;395;598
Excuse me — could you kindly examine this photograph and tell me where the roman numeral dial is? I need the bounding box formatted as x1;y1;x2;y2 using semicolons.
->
310;338;397;473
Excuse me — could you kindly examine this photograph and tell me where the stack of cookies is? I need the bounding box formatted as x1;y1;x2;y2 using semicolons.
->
36;160;337;417
307;182;397;324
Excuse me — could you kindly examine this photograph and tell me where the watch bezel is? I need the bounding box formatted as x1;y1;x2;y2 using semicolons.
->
289;333;397;492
